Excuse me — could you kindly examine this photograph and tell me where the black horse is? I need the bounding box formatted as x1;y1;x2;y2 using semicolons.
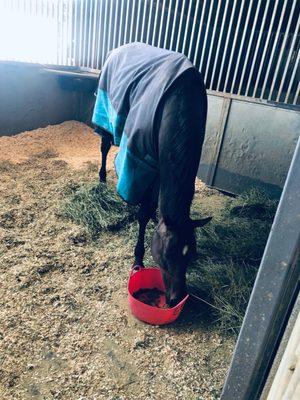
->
95;44;211;307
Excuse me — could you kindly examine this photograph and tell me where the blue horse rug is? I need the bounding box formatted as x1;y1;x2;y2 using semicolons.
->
92;42;197;205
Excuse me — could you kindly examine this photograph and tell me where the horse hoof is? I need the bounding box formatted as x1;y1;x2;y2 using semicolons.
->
132;264;144;270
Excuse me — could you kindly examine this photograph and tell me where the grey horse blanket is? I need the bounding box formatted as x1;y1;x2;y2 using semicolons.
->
92;42;198;204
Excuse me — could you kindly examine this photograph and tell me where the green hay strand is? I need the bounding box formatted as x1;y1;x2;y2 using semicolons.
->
62;182;136;236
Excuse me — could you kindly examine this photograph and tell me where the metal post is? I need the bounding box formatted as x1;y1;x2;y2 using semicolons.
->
163;0;175;49
216;0;239;91
284;44;300;104
187;0;201;59
175;0;187;52
158;0;167;48
221;136;300;400
151;0;161;46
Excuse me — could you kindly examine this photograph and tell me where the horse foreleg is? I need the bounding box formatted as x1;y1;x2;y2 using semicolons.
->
134;186;159;267
134;202;151;267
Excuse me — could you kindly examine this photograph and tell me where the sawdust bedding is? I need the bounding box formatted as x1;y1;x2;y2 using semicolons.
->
0;121;234;400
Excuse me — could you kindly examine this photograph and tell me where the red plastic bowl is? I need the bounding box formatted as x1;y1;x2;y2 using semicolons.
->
128;267;189;325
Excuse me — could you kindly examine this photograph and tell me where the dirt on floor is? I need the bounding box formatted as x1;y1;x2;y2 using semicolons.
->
0;121;234;400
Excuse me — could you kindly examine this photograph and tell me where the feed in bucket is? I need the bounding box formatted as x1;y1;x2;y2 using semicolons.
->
133;288;167;308
128;267;189;325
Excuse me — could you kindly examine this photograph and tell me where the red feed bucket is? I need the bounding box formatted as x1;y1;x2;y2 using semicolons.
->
128;267;189;325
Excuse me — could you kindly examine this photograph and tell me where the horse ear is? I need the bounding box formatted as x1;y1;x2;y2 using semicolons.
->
190;216;212;228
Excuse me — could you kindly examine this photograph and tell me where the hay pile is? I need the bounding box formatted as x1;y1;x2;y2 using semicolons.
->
62;182;136;236
0;120;103;168
188;189;278;332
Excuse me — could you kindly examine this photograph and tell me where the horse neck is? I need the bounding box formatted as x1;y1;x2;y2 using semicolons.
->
158;169;196;227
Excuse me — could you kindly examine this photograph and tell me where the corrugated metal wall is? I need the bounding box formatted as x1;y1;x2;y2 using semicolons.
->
0;0;299;105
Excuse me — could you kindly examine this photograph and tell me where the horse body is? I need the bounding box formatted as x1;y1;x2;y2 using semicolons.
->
94;44;211;307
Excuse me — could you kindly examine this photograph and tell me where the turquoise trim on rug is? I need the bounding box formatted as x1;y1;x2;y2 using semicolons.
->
115;134;158;204
92;89;126;146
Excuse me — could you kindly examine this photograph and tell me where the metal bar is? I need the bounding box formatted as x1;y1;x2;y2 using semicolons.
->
64;1;70;65
277;25;300;103
158;0;167;48
203;88;300;112
61;0;65;65
293;82;300;105
68;0;74;66
269;2;298;101
187;0;201;59
134;0;142;41
129;0;137;43
83;0;89;66
62;0;65;65
229;0;254;93
67;0;72;66
107;0;114;50
163;0;174;49
112;0;119;48
210;0;231;88
259;0;289;99
87;0;93;66
285;48;300;104
146;0;155;44
102;0;108;63
96;0;103;68
216;0;239;91
238;0;265;95
78;0;84;67
70;0;75;66
68;0;72;65
151;0;161;46
223;0;246;92
73;1;79;65
221;136;300;400
91;0;98;68
123;0;131;44
199;0;215;72
182;0;193;55
118;0;125;47
170;0;180;50
204;0;223;85
193;0;209;65
246;0;276;96
141;0;148;42
175;0;187;52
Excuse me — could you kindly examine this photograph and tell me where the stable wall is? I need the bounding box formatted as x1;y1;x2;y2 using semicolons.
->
199;93;300;197
0;63;299;199
0;62;79;136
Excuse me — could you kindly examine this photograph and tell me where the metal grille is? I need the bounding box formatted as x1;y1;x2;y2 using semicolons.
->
0;0;299;105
